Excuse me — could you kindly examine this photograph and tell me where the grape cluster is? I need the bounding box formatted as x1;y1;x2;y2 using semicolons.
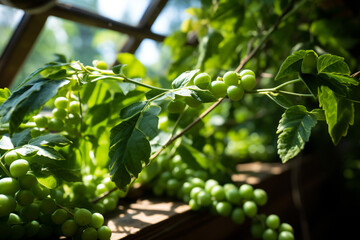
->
31;96;82;138
0;150;115;239
166;69;257;113
145;155;294;240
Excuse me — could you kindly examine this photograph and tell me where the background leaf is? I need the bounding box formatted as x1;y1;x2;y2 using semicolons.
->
171;70;199;89
317;54;351;74
275;50;308;81
116;53;146;78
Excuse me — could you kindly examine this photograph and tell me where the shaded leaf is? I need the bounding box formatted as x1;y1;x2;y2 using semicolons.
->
317;54;350;75
189;88;217;103
275;50;307;81
171;70;200;89
277;105;317;163
120;101;148;120
29;134;72;147
138;105;161;139
34;170;58;189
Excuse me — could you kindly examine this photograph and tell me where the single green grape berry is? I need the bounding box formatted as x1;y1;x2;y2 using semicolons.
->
54;97;69;109
223;71;239;86
19;173;37;189
210;185;226;201
243;201;257;217
9;159;30;178
216;201;232;216
52;108;67;120
266;214;280;229
240;74;256;91
239;69;255;78
166;178;180;192
194;72;211;89
167;101;186;113
7;212;22;225
4;150;19;166
210;81;227;98
51;208;69;225
48;118;64;132
225;188;241;204
97;226;112;240
227;85;244;101
189;198;200;210
0;177;20;196
30;127;42;138
253;188;268;206
82;227;98;240
74;208;92;226
181;182;194;196
223;183;237;191
231;207;245;224
25;220;40;237
102;197;118;212
190;187;203;200
279;223;294;233
190;178;205;188
33;115;48;128
278;231;295;240
16;189;34;206
0;194;16;217
94;60;108;70
69;101;81;114
262;228;278;240
196;191;212;207
40;197;57;215
204;179;219;193
91;212;104;228
239;184;254;200
61;219;77;237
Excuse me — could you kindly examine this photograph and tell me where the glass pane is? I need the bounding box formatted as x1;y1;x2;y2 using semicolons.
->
151;0;201;35
59;0;151;26
0;5;24;54
12;16;127;88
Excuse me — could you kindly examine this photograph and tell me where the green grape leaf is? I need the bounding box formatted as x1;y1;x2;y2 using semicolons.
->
138;105;161;139
317;54;351;75
178;142;209;169
277;105;318;163
171;69;200;89
34;170;58;189
116;53;146;78
275;50;308;81
196;29;223;71
29;134;72;147
51;168;81;182
109;114;151;189
0;78;69;134
18;145;65;160
189;88;218;103
0;88;11;105
318;86;354;145
120;101;148;120
111;164;131;190
11;129;32;147
0;135;14;150
88;103;111;126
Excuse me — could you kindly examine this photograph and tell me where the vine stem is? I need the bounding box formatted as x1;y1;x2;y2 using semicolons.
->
56;203;74;217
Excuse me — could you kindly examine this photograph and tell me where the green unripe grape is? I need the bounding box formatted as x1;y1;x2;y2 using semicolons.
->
82;227;98;240
52;108;67;120
240;74;257;91
102;197;117;212
97;226;112;240
102;177;116;190
190;187;203;200
279;223;294;233
48;118;64;132
243;201;257;217
194;73;211;89
54;97;69;109
225;188;241;204
20;203;40;222
31;127;43;138
189;198;200;210
69;101;81;114
91;212;104;228
94;60;108;70
7;213;22;225
223;183;237;191
231;207;245;224
190;178;205;188
34;115;49;128
74;208;92;226
51;208;69;225
0;194;16;217
253;188;268;206
10;224;25;240
251;223;265;239
67;113;81;125
172;165;186;179
166;178;181;192
31;183;50;200
50;189;64;203
262;228;278;240
184;97;202;108
4;150;19;166
196;191;212;207
301;52;318;74
210;81;227;98
210;185;226;201
16;189;34;206
167;101;186;113
216;201;232;216
239;69;255;78
239;184;254;200
193;170;208;180
72;182;87;196
92;202;105;215
266;214;280;229
40;197;57;214
278;231;295;240
223;71;239;86
0;177;20;195
25;220;40;237
61;219;78;237
19;173;37;189
204;179;219;193
9;159;30;177
181;182;194;196
227;85;244;101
